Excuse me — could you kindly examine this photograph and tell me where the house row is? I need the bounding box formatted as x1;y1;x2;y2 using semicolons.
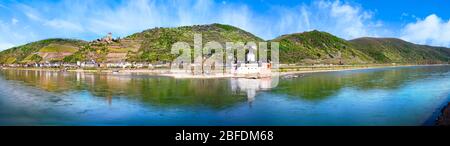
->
105;62;163;69
3;61;169;69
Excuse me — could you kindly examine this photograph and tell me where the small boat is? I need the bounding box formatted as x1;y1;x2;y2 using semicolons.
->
112;69;120;74
246;76;258;79
60;68;68;72
282;74;304;79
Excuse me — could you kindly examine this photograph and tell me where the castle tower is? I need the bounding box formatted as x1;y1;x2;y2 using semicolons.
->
107;32;112;41
247;46;256;63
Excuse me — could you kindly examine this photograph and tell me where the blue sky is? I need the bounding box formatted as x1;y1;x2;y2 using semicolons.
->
1;0;450;50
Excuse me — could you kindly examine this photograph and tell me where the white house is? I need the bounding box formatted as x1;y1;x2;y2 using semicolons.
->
80;60;99;68
231;46;271;77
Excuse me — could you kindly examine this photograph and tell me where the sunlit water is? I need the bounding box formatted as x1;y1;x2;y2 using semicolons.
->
1;65;450;126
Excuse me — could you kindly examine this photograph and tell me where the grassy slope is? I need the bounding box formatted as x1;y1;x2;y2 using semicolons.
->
0;24;263;64
0;39;86;64
350;37;450;64
271;30;374;64
1;24;450;65
124;23;263;62
39;44;79;53
62;23;263;63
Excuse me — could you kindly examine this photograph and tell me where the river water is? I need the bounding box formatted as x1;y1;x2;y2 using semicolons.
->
1;65;449;125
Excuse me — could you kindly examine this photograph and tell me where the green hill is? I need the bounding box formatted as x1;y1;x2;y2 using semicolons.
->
0;24;263;64
0;39;86;64
272;30;450;64
1;24;450;65
124;23;263;62
271;30;374;64
350;37;450;64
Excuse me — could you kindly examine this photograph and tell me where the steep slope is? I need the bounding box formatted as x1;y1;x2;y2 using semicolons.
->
123;23;264;62
350;37;450;64
1;24;450;65
0;39;87;64
0;24;263;64
271;30;374;64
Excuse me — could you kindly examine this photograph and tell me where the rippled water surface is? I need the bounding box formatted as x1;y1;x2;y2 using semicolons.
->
1;65;450;125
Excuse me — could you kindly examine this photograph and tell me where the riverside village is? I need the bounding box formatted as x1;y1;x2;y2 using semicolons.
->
0;33;276;79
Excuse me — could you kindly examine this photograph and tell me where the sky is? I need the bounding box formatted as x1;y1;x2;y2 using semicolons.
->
0;0;450;50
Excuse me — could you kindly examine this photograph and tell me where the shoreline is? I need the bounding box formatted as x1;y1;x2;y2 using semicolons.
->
1;64;448;79
2;63;450;126
437;102;450;126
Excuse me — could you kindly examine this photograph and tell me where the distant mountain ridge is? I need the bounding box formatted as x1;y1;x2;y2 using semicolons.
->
0;39;86;65
0;24;449;65
350;37;450;64
271;30;374;64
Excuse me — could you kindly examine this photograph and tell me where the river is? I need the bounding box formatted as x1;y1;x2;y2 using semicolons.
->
0;65;449;125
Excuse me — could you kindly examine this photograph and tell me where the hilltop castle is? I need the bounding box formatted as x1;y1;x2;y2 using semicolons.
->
93;32;114;43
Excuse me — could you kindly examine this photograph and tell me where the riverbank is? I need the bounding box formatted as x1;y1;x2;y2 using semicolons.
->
437;102;450;126
2;63;450;126
1;64;448;79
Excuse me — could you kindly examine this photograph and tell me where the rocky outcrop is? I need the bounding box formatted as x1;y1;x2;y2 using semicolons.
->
436;102;450;126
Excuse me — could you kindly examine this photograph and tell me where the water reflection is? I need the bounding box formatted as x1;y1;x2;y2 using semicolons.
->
230;78;273;107
1;65;450;125
0;70;248;109
274;66;450;100
1;66;449;107
0;69;281;108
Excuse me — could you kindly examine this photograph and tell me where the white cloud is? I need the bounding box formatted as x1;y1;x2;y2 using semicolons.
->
11;18;18;25
220;5;252;31
82;0;265;38
84;0;165;36
401;14;450;47
0;42;15;50
44;19;84;32
327;1;373;38
0;21;14;50
19;4;43;21
1;0;390;50
19;4;84;32
264;0;388;40
0;17;38;51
